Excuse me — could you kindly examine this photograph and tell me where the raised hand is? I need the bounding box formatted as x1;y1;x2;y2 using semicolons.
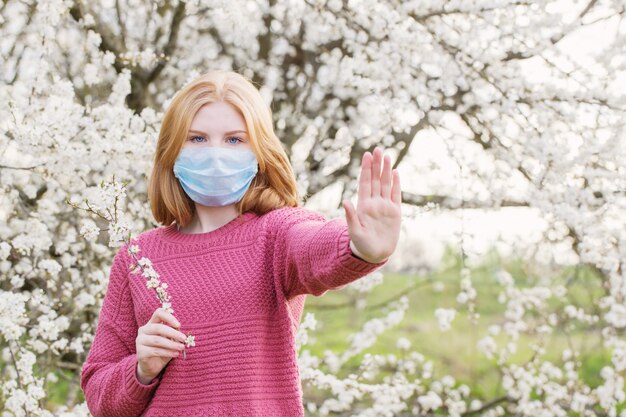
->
342;146;402;263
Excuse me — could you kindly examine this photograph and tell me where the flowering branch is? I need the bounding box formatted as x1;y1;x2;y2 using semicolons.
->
66;175;195;359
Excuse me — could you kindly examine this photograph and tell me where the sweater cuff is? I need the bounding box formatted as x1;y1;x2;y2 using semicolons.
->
123;354;161;402
337;225;389;272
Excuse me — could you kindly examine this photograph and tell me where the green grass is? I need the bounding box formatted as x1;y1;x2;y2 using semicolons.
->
302;247;610;403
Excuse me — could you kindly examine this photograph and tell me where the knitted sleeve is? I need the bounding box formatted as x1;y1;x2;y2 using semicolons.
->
269;206;388;300
80;243;161;417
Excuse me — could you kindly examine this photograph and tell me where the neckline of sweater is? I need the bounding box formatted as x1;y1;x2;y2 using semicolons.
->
161;211;258;244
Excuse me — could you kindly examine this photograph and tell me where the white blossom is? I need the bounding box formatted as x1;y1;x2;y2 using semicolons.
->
434;308;457;332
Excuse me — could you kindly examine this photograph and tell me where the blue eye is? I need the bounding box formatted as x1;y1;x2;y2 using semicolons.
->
226;136;243;144
188;136;244;144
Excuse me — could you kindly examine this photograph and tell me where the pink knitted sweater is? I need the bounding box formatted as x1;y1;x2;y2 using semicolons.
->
80;206;388;417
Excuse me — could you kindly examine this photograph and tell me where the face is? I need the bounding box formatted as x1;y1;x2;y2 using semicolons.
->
184;101;251;151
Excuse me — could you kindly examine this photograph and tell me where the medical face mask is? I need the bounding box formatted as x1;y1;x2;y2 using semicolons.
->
173;146;259;207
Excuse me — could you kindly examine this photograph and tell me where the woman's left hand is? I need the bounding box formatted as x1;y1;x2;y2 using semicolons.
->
343;146;402;264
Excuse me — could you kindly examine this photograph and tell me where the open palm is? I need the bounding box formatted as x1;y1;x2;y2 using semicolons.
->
343;146;402;263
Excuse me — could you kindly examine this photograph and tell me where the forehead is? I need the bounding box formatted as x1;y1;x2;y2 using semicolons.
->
189;102;247;132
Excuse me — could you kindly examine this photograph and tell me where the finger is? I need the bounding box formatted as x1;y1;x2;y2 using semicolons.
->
391;169;402;205
141;323;187;343
149;307;180;329
140;346;180;358
381;153;392;200
358;152;372;201
139;334;186;351
343;199;362;232
371;147;382;197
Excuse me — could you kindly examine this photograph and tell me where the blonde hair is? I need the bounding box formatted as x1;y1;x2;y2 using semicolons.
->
148;69;301;227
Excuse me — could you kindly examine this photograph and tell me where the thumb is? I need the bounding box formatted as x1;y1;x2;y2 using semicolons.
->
343;199;361;233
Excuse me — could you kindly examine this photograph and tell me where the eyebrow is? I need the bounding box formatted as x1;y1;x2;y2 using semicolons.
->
188;129;248;136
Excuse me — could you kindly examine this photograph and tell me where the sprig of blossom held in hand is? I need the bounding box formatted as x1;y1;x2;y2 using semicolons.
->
126;243;195;359
68;175;195;359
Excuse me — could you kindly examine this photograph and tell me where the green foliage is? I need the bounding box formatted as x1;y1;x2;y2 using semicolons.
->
303;245;608;401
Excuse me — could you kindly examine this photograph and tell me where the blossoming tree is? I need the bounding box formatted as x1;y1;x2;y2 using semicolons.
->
0;0;624;416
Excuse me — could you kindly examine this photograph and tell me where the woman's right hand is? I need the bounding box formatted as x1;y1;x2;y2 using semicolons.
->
135;307;188;385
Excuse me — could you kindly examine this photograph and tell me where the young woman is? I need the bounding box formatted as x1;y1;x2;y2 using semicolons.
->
80;70;402;417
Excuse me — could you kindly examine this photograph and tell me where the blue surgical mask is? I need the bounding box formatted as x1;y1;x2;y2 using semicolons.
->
173;146;258;206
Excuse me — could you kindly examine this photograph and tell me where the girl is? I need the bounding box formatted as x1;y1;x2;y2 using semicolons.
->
80;70;402;417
